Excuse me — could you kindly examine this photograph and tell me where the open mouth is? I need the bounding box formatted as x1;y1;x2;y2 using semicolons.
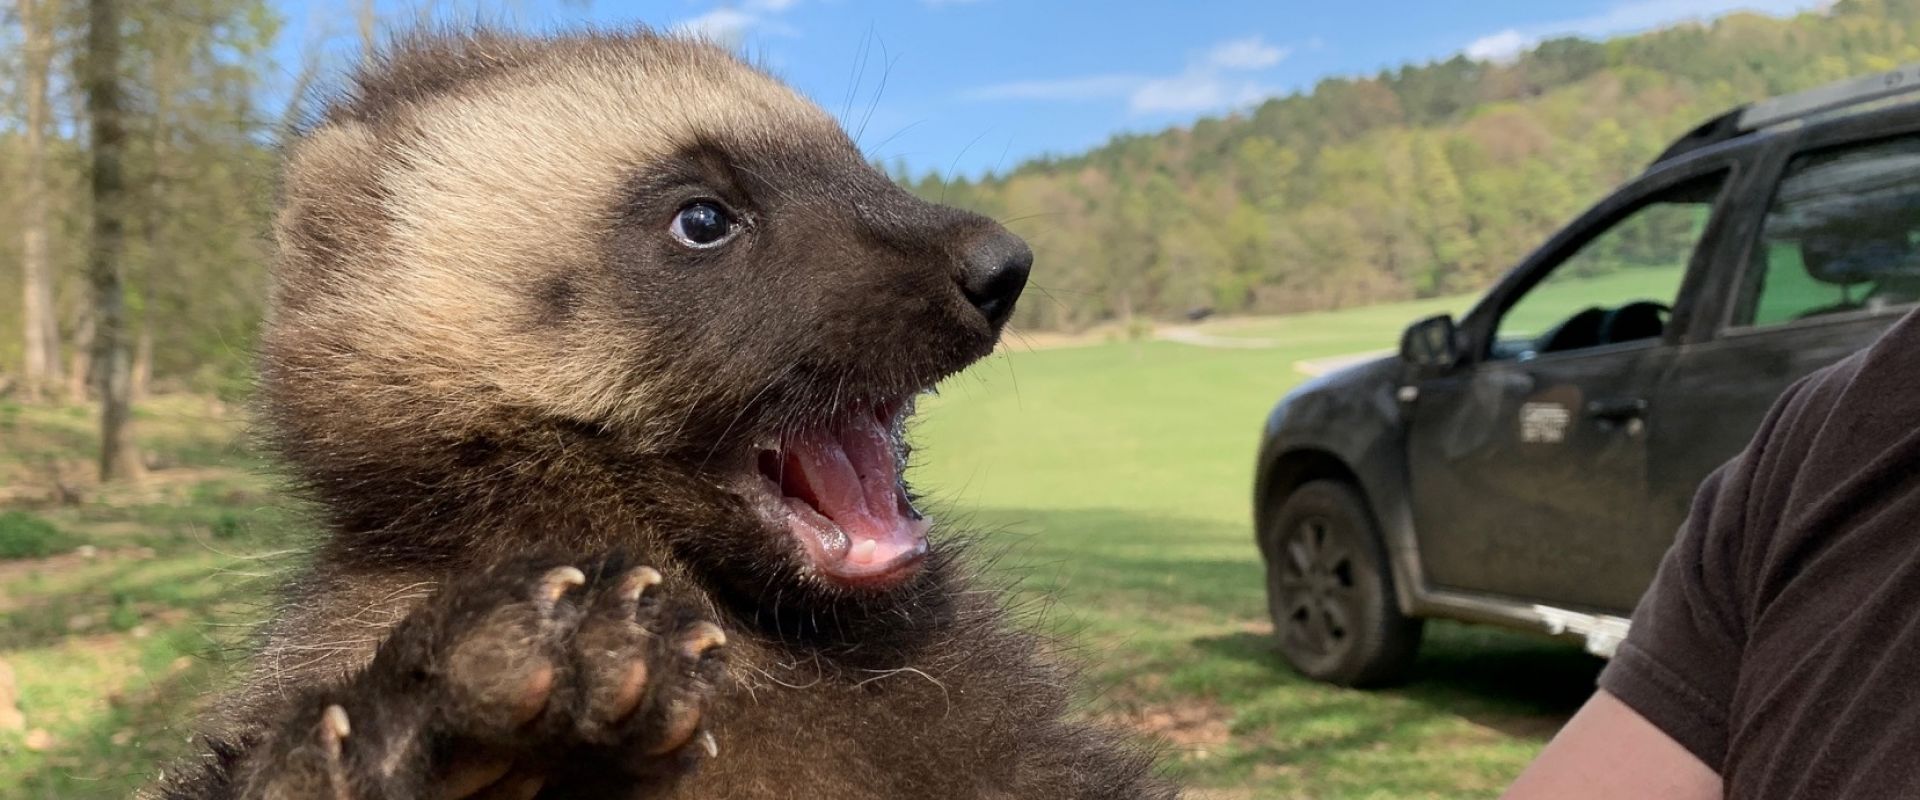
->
742;397;930;590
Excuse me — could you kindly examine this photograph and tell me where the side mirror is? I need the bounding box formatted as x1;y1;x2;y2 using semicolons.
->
1400;314;1460;369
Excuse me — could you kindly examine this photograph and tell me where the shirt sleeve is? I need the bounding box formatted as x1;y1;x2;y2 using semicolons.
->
1597;370;1825;772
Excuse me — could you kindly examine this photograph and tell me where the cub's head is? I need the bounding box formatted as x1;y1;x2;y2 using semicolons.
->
265;29;1028;599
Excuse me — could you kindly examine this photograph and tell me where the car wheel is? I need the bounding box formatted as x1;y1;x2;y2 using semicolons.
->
1262;479;1424;687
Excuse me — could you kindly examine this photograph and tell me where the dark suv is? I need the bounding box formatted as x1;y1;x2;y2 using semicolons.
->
1254;66;1920;687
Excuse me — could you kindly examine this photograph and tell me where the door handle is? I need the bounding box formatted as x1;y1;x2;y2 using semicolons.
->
1586;397;1648;423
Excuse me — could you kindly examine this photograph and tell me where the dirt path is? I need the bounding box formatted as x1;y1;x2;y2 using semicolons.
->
1154;328;1280;349
1292;350;1392;377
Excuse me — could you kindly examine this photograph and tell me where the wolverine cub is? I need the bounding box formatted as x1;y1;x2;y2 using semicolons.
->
156;28;1175;800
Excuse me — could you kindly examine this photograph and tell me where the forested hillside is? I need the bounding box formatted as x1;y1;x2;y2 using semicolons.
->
6;0;1920;397
906;0;1920;330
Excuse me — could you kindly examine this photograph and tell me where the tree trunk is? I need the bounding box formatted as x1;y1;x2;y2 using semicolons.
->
131;316;152;401
66;313;94;403
16;0;61;402
136;39;177;406
85;0;143;482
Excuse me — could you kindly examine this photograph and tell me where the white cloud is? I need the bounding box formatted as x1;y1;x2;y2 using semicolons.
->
1466;29;1533;63
961;75;1143;102
962;34;1291;116
674;1;802;44
1207;36;1290;71
677;8;757;40
1130;74;1269;114
1465;0;1830;62
1127;35;1288;113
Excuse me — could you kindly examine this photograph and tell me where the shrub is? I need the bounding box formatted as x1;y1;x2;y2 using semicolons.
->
210;511;244;540
0;511;78;559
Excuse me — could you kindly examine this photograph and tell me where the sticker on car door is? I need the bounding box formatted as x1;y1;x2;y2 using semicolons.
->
1520;402;1573;444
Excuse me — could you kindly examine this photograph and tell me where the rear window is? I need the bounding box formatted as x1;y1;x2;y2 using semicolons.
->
1736;135;1920;328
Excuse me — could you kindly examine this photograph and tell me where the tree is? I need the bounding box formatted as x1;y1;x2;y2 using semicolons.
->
1413;135;1481;293
15;0;61;401
0;0;1912;373
84;0;143;481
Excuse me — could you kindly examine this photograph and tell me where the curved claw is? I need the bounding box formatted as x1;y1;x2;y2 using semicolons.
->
534;566;587;613
319;705;352;800
677;621;727;662
321;704;351;748
617;566;664;604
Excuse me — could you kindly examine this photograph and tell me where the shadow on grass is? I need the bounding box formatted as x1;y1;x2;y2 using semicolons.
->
0;555;270;651
948;505;1264;609
1193;627;1600;738
961;504;1600;727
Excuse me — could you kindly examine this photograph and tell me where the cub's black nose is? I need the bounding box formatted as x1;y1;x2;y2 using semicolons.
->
958;230;1033;329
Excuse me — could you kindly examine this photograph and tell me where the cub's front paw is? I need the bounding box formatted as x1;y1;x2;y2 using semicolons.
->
239;555;729;800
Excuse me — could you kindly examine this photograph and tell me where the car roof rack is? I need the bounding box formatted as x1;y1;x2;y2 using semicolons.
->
1653;63;1920;166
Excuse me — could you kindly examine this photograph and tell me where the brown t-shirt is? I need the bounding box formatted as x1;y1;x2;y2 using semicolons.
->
1600;310;1920;798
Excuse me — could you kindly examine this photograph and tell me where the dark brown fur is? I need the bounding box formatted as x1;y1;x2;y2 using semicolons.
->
153;28;1175;800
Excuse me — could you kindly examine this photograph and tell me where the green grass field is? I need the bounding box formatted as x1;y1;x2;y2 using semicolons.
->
0;279;1657;798
0;397;294;799
912;326;1603;798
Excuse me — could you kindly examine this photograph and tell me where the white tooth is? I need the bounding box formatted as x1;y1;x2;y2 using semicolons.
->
852;539;878;563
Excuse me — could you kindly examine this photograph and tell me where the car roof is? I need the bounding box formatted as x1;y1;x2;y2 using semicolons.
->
1652;64;1920;170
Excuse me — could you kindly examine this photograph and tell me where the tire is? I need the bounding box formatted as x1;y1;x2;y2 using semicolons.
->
1261;479;1424;687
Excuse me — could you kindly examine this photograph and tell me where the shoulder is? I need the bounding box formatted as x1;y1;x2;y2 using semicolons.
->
1753;310;1920;502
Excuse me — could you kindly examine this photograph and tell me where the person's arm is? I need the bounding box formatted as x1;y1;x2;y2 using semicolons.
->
1501;689;1721;800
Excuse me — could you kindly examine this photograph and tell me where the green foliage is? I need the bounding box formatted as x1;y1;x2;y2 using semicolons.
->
0;0;279;395
108;594;142;632
0;511;77;559
210;510;245;540
3;1;1916;397
903;1;1920;331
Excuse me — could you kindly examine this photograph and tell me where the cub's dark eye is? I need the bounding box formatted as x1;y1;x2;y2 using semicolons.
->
669;201;737;248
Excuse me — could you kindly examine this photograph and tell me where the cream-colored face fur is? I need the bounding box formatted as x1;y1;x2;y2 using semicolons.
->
274;38;848;435
262;28;1029;605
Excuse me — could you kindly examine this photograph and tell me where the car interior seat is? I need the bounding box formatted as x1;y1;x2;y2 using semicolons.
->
1535;306;1607;354
1796;230;1916;319
1599;301;1667;345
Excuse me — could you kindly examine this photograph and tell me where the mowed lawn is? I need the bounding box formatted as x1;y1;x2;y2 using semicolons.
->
0;398;298;799
0;284;1654;799
913;300;1605;798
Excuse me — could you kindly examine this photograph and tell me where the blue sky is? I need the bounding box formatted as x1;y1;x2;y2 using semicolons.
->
270;0;1830;178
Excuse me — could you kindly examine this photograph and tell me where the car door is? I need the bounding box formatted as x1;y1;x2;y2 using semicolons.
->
1647;130;1920;566
1404;163;1734;612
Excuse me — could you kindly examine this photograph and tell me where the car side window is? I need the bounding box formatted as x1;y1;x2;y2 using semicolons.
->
1491;173;1728;360
1735;135;1920;328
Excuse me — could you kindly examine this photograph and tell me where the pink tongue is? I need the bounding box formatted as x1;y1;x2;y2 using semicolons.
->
781;413;927;571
